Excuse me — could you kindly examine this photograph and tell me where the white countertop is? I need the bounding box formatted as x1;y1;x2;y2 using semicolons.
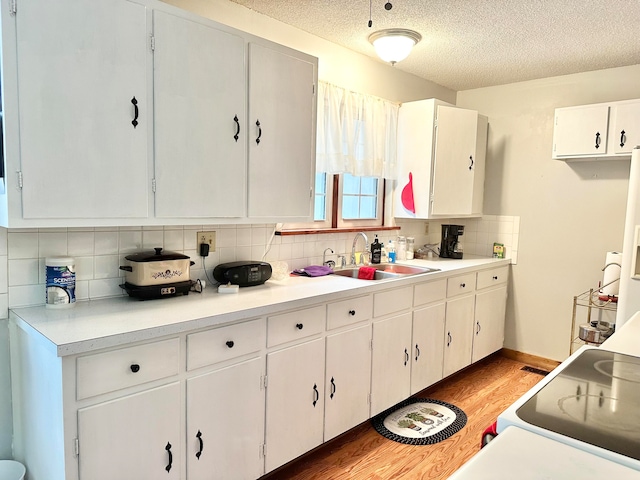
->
10;256;509;357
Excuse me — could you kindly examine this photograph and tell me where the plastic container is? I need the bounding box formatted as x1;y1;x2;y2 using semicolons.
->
0;460;26;480
387;240;396;263
45;257;76;308
397;236;406;261
406;237;415;260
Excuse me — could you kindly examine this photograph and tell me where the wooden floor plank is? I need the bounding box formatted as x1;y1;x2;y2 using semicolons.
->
260;353;545;480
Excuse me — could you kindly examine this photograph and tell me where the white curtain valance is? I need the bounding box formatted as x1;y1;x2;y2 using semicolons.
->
316;82;398;179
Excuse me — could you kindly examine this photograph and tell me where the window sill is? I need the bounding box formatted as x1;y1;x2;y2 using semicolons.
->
276;226;401;236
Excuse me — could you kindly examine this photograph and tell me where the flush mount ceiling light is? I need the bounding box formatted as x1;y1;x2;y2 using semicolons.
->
368;28;422;65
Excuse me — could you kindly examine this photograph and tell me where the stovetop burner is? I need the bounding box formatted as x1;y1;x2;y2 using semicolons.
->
516;349;640;461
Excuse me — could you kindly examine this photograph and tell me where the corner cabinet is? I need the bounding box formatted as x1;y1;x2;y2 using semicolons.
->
552;99;640;160
395;98;488;219
0;0;317;227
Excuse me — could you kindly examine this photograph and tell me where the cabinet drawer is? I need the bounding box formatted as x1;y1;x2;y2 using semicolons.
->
187;318;265;371
373;286;413;318
477;266;509;290
327;295;372;330
267;305;325;347
76;338;180;400
414;279;447;306
446;273;476;298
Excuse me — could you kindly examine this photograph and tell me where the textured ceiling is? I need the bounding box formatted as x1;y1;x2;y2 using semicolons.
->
228;0;640;91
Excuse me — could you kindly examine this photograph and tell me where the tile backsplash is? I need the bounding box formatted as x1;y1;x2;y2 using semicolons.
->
0;215;520;317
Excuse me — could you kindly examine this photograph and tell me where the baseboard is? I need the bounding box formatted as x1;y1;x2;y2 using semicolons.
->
499;348;561;372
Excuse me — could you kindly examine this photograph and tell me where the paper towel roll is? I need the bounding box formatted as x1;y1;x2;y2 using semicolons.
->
601;251;622;297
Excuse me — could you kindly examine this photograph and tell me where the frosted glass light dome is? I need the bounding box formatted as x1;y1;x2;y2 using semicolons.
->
368;29;422;65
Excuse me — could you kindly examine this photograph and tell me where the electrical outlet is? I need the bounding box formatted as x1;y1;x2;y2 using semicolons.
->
197;231;216;252
424;223;430;235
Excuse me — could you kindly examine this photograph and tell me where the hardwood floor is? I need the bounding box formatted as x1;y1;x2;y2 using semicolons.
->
260;353;548;480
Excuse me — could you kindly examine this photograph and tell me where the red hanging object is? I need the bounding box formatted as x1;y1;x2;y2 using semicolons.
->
401;172;415;214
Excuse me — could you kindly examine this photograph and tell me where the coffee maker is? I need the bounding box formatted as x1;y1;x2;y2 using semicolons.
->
440;224;464;259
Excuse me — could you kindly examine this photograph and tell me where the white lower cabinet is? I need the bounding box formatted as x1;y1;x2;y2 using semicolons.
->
264;338;325;473
411;303;446;395
443;294;476;378
186;357;265;480
473;286;508;363
324;325;372;441
371;312;413;416
77;383;182;480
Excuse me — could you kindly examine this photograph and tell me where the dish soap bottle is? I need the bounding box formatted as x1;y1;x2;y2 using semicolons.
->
387;240;396;263
371;235;382;264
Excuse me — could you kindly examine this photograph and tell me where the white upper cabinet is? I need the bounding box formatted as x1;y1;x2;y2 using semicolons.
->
153;10;246;218
14;0;151;222
0;0;317;227
395;99;488;219
552;99;640;160
247;42;317;220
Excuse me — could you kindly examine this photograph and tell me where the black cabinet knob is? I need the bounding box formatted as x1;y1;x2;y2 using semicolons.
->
348;310;356;316
296;323;304;330
226;341;234;348
130;364;140;373
460;283;466;288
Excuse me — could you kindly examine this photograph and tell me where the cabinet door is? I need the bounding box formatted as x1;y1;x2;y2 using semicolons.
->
443;295;475;378
153;11;246;218
612;102;640;155
472;286;507;363
265;338;325;473
247;42;316;219
411;303;445;395
186;357;265;480
431;106;478;216
77;383;181;480
370;312;412;416
16;0;150;219
324;325;372;441
470;115;488;216
553;105;610;158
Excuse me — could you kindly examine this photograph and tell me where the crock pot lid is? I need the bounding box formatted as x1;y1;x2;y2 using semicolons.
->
125;247;190;262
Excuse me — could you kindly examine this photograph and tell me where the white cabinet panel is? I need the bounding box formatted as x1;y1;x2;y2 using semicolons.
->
186;358;265;480
153;11;246;218
472;286;507;363
443;295;475;378
16;0;150;220
324;325;372;441
265;338;325;472
247;43;316;219
612;101;640;154
77;383;181;480
371;312;412;416
411;303;446;395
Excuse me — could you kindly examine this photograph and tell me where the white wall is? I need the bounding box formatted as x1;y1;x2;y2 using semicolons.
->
457;64;640;361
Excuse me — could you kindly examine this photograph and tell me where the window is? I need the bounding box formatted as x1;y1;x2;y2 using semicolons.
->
282;82;397;232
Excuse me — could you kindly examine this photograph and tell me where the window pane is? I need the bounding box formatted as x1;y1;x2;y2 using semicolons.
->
342;173;360;195
360;177;378;195
315;172;326;195
342;195;359;220
359;196;377;219
314;195;326;221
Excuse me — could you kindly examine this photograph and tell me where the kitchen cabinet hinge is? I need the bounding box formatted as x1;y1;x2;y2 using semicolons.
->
369;339;374;351
74;438;79;457
367;393;372;405
261;375;268;389
312;83;315;95
260;443;267;458
150;34;155;51
152;178;156;193
9;0;16;15
17;171;23;189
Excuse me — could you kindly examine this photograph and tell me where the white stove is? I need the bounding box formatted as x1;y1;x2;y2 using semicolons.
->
498;345;640;471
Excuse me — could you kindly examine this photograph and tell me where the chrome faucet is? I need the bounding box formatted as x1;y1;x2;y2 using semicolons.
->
323;247;335;268
351;232;369;266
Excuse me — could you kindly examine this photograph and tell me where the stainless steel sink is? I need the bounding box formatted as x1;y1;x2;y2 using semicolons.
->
333;264;440;280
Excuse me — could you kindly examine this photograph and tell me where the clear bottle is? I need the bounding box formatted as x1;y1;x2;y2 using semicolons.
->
406;237;415;260
387;240;396;263
397;236;406;261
